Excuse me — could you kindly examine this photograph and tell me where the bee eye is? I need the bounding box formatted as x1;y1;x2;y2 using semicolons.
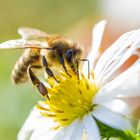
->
65;50;73;62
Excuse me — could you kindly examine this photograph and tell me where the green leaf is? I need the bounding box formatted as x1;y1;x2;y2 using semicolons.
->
96;120;140;140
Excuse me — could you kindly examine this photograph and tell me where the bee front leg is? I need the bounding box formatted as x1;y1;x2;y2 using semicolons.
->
42;56;59;82
27;66;49;99
65;49;79;79
47;47;71;77
57;49;71;77
60;57;72;77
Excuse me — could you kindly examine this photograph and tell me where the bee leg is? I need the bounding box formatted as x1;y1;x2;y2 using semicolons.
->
65;50;90;79
75;59;80;80
62;63;71;77
27;66;49;99
47;47;71;77
65;49;79;78
58;50;71;77
42;56;59;82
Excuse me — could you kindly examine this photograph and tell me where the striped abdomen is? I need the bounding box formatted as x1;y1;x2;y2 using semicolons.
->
12;49;41;84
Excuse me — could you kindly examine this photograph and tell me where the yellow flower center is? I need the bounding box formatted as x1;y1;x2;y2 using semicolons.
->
37;71;98;127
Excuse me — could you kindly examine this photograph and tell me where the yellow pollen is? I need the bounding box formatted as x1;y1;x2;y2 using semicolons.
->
37;71;98;126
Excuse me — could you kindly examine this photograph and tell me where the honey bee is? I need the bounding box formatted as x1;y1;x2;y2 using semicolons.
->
0;27;86;98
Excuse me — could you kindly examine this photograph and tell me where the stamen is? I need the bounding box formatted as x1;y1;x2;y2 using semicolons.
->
61;118;69;121
42;112;57;117
56;110;64;113
38;68;97;127
37;105;50;111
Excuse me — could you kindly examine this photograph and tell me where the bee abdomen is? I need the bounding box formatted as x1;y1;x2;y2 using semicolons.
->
11;49;40;84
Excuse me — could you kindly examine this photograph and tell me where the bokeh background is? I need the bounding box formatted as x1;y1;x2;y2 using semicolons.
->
0;0;140;139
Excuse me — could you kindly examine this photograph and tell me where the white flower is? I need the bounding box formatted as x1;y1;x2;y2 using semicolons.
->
18;20;140;140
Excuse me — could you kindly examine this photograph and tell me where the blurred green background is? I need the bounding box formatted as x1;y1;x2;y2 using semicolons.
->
0;0;99;139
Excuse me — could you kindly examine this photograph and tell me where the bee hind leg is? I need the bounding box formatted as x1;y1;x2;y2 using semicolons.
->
27;65;49;99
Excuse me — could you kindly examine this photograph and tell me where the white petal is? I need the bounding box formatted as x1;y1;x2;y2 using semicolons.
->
91;20;107;66
100;99;130;115
30;127;66;140
83;114;100;140
82;20;106;77
17;107;54;140
30;118;84;140
94;28;140;86
92;106;132;130
61;119;84;140
17;108;45;140
94;58;140;104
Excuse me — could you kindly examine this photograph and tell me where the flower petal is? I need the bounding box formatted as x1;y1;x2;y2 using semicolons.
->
82;20;106;77
92;106;132;130
99;99;130;115
83;114;100;140
17;108;45;140
94;58;140;103
94;28;140;86
17;107;55;140
30;127;66;140
60;119;84;140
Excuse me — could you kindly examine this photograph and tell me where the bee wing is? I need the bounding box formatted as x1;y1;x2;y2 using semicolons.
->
18;27;50;39
0;39;49;49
